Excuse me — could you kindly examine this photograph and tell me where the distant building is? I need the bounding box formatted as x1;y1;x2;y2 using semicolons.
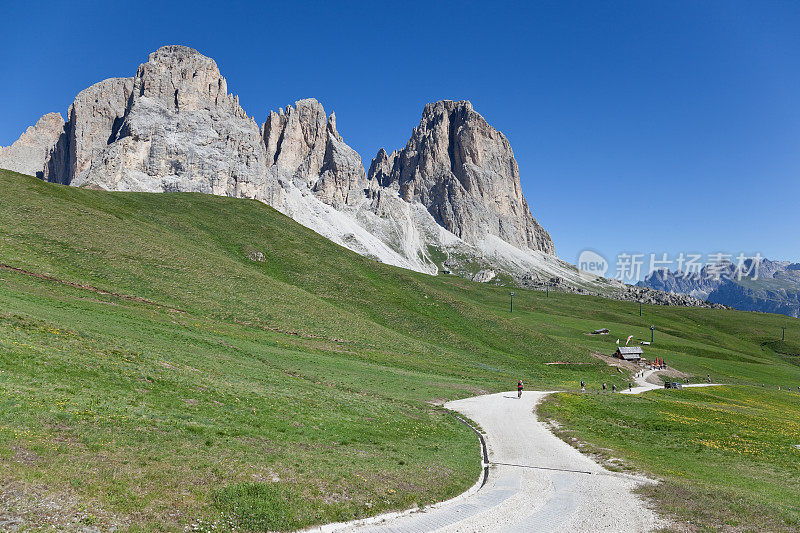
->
614;346;643;361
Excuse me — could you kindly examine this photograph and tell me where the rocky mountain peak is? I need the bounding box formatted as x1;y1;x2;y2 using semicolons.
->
0;112;64;177
367;99;554;254
327;111;338;137
263;98;328;181
3;48;563;287
37;46;268;196
262;98;365;207
42;77;135;184
366;147;397;189
134;45;243;117
18;112;64;140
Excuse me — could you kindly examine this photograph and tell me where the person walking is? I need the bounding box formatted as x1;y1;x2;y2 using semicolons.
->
580;380;585;393
612;384;617;393
602;382;607;393
628;382;632;392
517;379;524;398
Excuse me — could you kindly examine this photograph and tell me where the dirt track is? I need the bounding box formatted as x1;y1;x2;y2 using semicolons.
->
323;391;664;533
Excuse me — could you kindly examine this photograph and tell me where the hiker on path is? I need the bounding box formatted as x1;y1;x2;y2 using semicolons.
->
612;384;617;393
581;380;585;393
517;379;524;398
628;382;632;392
602;382;607;392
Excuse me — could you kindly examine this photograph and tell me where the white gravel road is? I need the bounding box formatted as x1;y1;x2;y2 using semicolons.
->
325;391;665;533
621;369;723;395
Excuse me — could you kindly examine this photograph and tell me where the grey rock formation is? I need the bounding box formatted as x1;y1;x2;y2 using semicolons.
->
0;112;64;177
367;148;398;188
367;100;554;254
472;269;497;283
4;46;730;311
44;78;135;184
27;46;270;201
76;46;270;200
263;99;366;207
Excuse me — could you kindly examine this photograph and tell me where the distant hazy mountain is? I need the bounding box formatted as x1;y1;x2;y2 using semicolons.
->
638;258;800;317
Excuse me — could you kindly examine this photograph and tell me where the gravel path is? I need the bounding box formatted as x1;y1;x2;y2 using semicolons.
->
621;369;723;395
324;391;664;533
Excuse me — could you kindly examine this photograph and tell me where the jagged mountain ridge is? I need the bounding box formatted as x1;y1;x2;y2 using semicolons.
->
366;100;554;254
1;45;589;285
0;112;64;177
638;259;800;317
1;45;725;311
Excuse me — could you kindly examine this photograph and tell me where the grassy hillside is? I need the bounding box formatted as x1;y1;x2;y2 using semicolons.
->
541;387;800;531
1;170;799;531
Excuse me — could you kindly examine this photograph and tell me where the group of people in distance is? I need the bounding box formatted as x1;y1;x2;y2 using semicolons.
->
588;379;646;393
516;375;800;396
515;379;633;395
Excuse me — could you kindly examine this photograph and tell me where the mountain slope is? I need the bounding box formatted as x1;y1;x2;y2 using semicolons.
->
366;100;554;254
1;169;800;530
0;45;568;286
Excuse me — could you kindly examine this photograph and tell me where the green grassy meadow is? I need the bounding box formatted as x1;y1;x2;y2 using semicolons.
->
1;170;799;531
540;387;800;531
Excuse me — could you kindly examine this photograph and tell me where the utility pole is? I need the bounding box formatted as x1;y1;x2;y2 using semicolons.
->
639;301;642;317
546;285;549;298
650;325;655;343
510;292;515;313
782;326;786;341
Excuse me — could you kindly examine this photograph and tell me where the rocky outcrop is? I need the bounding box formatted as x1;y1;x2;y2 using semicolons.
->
73;46;270;200
367;100;554;254
473;269;497;283
26;46;270;201
263;99;366;207
366;148;397;188
44;77;134;184
0;113;64;177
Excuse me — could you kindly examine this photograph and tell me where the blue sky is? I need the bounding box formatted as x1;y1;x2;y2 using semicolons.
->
2;1;798;276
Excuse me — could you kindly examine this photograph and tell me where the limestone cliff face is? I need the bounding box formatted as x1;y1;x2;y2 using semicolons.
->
0;113;64;177
367;100;554;254
73;46;270;200
44;77;134;184
262;99;366;207
27;46;270;200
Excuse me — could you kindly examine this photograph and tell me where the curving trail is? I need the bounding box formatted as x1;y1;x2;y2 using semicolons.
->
321;392;664;533
620;369;723;395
